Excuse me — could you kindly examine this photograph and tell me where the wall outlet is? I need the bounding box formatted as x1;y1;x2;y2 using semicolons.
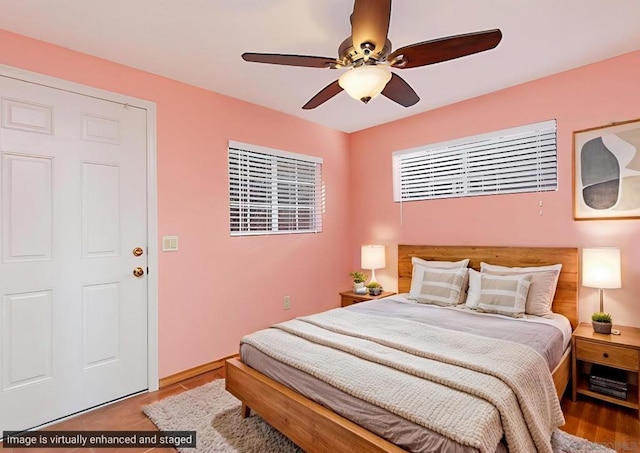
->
283;296;291;310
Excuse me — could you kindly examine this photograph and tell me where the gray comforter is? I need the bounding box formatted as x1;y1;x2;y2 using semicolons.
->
348;298;566;370
240;298;567;453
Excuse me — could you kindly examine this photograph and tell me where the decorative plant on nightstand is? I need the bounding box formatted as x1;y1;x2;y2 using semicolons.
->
591;312;612;334
350;271;368;295
366;281;383;296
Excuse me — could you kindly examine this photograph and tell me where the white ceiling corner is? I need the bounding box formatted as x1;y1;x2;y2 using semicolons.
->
0;0;639;133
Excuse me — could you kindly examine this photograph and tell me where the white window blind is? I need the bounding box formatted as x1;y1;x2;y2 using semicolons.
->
392;120;557;202
228;141;323;236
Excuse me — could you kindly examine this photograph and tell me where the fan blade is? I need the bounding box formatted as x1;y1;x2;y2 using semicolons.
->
302;80;344;110
351;0;391;57
381;73;419;107
242;53;338;69
388;29;502;69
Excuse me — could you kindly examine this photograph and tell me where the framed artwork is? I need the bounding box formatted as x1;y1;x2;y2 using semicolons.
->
573;118;640;220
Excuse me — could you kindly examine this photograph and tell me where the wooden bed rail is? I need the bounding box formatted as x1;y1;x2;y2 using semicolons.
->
225;358;406;453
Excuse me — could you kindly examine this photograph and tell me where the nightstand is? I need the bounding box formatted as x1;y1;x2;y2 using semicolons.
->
339;290;395;307
572;322;640;417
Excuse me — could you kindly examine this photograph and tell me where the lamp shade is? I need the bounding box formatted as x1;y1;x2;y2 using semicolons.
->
361;245;385;270
338;66;392;103
582;247;621;289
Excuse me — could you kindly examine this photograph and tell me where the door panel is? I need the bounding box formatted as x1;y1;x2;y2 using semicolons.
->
82;283;120;369
82;114;120;145
2;290;53;389
0;75;148;433
1;98;54;135
3;153;53;262
82;162;121;257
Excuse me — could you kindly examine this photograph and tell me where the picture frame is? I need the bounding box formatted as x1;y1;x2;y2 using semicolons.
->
573;118;640;220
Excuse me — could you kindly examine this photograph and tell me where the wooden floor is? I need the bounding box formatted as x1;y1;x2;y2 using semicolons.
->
2;367;638;452
561;396;639;452
0;369;223;453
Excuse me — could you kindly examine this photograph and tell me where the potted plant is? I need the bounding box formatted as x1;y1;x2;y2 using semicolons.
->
351;271;367;294
350;271;368;295
366;281;383;296
591;312;612;334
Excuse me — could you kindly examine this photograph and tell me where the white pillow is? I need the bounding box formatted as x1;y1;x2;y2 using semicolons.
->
410;257;470;304
410;267;469;307
477;273;532;318
480;262;562;318
464;268;482;309
411;257;470;269
480;262;561;277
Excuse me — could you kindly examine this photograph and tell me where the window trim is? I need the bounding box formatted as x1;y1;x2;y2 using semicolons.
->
229;141;323;165
228;141;323;237
392;120;557;202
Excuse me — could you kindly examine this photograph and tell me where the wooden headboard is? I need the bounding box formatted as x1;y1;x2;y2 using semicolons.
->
397;245;579;329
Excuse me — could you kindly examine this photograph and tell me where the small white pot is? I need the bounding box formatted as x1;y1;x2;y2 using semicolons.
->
353;282;368;295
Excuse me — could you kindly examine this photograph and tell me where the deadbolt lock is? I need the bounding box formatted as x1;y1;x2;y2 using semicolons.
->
133;247;144;257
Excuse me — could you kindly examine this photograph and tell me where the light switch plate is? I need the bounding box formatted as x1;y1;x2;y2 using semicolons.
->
162;236;179;252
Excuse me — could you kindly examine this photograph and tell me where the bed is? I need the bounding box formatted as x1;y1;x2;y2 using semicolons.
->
225;245;578;453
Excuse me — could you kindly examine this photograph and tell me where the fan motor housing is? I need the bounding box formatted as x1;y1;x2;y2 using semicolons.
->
338;37;392;65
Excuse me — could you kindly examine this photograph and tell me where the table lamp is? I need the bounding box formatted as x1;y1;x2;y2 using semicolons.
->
361;245;385;284
582;247;621;314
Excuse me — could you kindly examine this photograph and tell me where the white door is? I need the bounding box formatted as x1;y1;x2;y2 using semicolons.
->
0;75;148;433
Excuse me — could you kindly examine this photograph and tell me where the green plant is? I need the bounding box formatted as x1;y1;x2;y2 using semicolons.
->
591;312;612;323
350;271;367;284
366;281;382;289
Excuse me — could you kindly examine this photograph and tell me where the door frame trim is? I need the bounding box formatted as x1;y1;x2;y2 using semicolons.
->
0;63;160;391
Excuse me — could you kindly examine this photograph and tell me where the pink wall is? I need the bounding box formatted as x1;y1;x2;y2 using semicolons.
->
2;28;639;379
0;29;351;378
349;50;640;328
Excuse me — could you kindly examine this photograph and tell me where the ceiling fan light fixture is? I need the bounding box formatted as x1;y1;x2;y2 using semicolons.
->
242;2;502;110
338;65;392;103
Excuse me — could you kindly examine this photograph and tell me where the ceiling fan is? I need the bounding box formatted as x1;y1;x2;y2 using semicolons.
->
242;0;502;110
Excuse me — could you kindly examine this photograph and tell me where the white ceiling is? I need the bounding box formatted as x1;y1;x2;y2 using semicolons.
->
1;0;639;133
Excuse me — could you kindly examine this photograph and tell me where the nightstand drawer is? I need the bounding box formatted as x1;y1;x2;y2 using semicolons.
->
341;297;360;307
575;340;639;371
339;291;396;307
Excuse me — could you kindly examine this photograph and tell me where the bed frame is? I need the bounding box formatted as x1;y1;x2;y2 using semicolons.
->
226;245;578;453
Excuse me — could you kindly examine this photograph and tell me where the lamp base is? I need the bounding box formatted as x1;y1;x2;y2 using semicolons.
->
599;288;604;313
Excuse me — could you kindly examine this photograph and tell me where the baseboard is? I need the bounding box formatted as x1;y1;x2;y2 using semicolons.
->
159;353;239;388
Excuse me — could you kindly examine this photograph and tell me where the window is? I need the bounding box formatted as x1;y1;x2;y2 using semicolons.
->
392;120;557;202
228;141;323;236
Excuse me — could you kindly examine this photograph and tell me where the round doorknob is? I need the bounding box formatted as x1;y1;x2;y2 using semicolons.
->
133;267;145;278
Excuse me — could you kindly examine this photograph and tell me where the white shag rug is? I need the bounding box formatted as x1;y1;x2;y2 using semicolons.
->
143;379;615;453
